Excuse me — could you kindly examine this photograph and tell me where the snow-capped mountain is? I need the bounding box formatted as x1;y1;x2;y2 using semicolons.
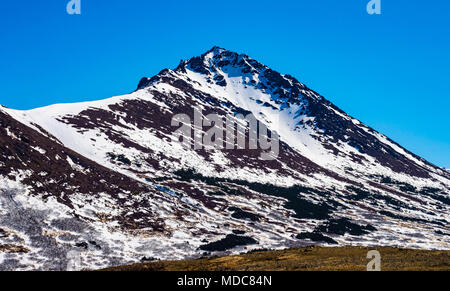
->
1;47;449;270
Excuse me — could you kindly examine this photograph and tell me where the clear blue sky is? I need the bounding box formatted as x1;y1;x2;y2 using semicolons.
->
1;0;449;167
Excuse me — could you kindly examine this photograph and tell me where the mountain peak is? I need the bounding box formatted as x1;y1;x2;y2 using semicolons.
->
137;47;311;106
205;46;229;55
174;46;267;77
137;47;266;90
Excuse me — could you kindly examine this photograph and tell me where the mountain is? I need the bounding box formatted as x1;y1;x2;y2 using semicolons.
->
0;47;449;270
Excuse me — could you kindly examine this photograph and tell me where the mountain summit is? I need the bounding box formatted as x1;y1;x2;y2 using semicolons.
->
0;48;449;270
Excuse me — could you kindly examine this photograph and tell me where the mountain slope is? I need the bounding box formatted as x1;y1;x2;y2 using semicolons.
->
1;47;449;270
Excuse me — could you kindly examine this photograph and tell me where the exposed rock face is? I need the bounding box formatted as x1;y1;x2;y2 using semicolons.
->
0;47;449;270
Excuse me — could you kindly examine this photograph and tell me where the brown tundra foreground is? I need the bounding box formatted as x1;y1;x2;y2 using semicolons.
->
104;246;450;271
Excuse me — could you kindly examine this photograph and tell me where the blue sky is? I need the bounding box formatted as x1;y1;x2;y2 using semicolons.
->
0;0;449;167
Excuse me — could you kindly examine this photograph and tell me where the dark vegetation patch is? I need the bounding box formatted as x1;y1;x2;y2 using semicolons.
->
199;234;258;252
75;242;89;249
315;218;376;236
213;75;227;87
229;207;262;222
347;186;371;200
232;230;246;235
141;257;159;263
420;187;441;195
296;232;338;245
107;152;132;166
399;184;417;193
234;183;336;220
346;186;411;210
0;228;8;238
262;102;278;110
174;169;337;220
419;187;450;206
379;176;417;193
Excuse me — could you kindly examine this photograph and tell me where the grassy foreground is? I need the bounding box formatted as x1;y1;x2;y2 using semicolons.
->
104;246;450;271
